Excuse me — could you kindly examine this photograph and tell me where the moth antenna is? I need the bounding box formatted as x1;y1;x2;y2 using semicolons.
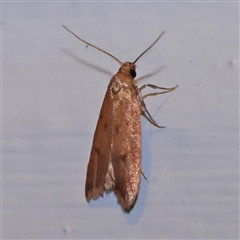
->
133;31;165;64
62;25;123;66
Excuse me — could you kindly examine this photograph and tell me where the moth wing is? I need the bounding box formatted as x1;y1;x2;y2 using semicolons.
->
85;85;114;201
111;86;141;212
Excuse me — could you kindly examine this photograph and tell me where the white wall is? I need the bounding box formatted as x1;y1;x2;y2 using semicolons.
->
2;2;239;239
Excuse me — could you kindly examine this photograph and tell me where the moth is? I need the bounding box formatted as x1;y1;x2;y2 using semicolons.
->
63;26;178;212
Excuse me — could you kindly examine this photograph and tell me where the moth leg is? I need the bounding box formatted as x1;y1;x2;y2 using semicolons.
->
135;84;178;128
142;103;165;128
140;170;147;180
134;86;165;128
139;84;178;99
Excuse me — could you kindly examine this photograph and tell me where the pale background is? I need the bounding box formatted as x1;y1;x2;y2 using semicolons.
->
2;1;239;239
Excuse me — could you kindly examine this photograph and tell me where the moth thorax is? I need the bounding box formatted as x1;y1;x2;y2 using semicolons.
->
119;62;136;79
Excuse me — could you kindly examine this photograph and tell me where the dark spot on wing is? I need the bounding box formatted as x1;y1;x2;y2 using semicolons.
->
120;154;127;162
112;152;128;163
104;123;108;129
114;125;120;133
94;148;100;155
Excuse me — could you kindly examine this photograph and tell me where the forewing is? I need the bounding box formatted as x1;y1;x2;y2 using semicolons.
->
111;86;141;212
85;85;114;201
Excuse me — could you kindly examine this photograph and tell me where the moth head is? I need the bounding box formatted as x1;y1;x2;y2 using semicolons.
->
119;62;136;79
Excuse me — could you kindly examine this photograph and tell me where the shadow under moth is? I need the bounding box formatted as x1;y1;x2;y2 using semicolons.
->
63;26;178;213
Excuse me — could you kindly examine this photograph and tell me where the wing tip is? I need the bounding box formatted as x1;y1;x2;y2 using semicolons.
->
85;187;104;202
114;190;138;213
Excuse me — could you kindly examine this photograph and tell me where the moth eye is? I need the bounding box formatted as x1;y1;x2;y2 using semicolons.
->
130;69;136;79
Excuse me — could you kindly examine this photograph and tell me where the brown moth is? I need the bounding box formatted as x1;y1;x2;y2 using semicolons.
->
63;25;178;213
